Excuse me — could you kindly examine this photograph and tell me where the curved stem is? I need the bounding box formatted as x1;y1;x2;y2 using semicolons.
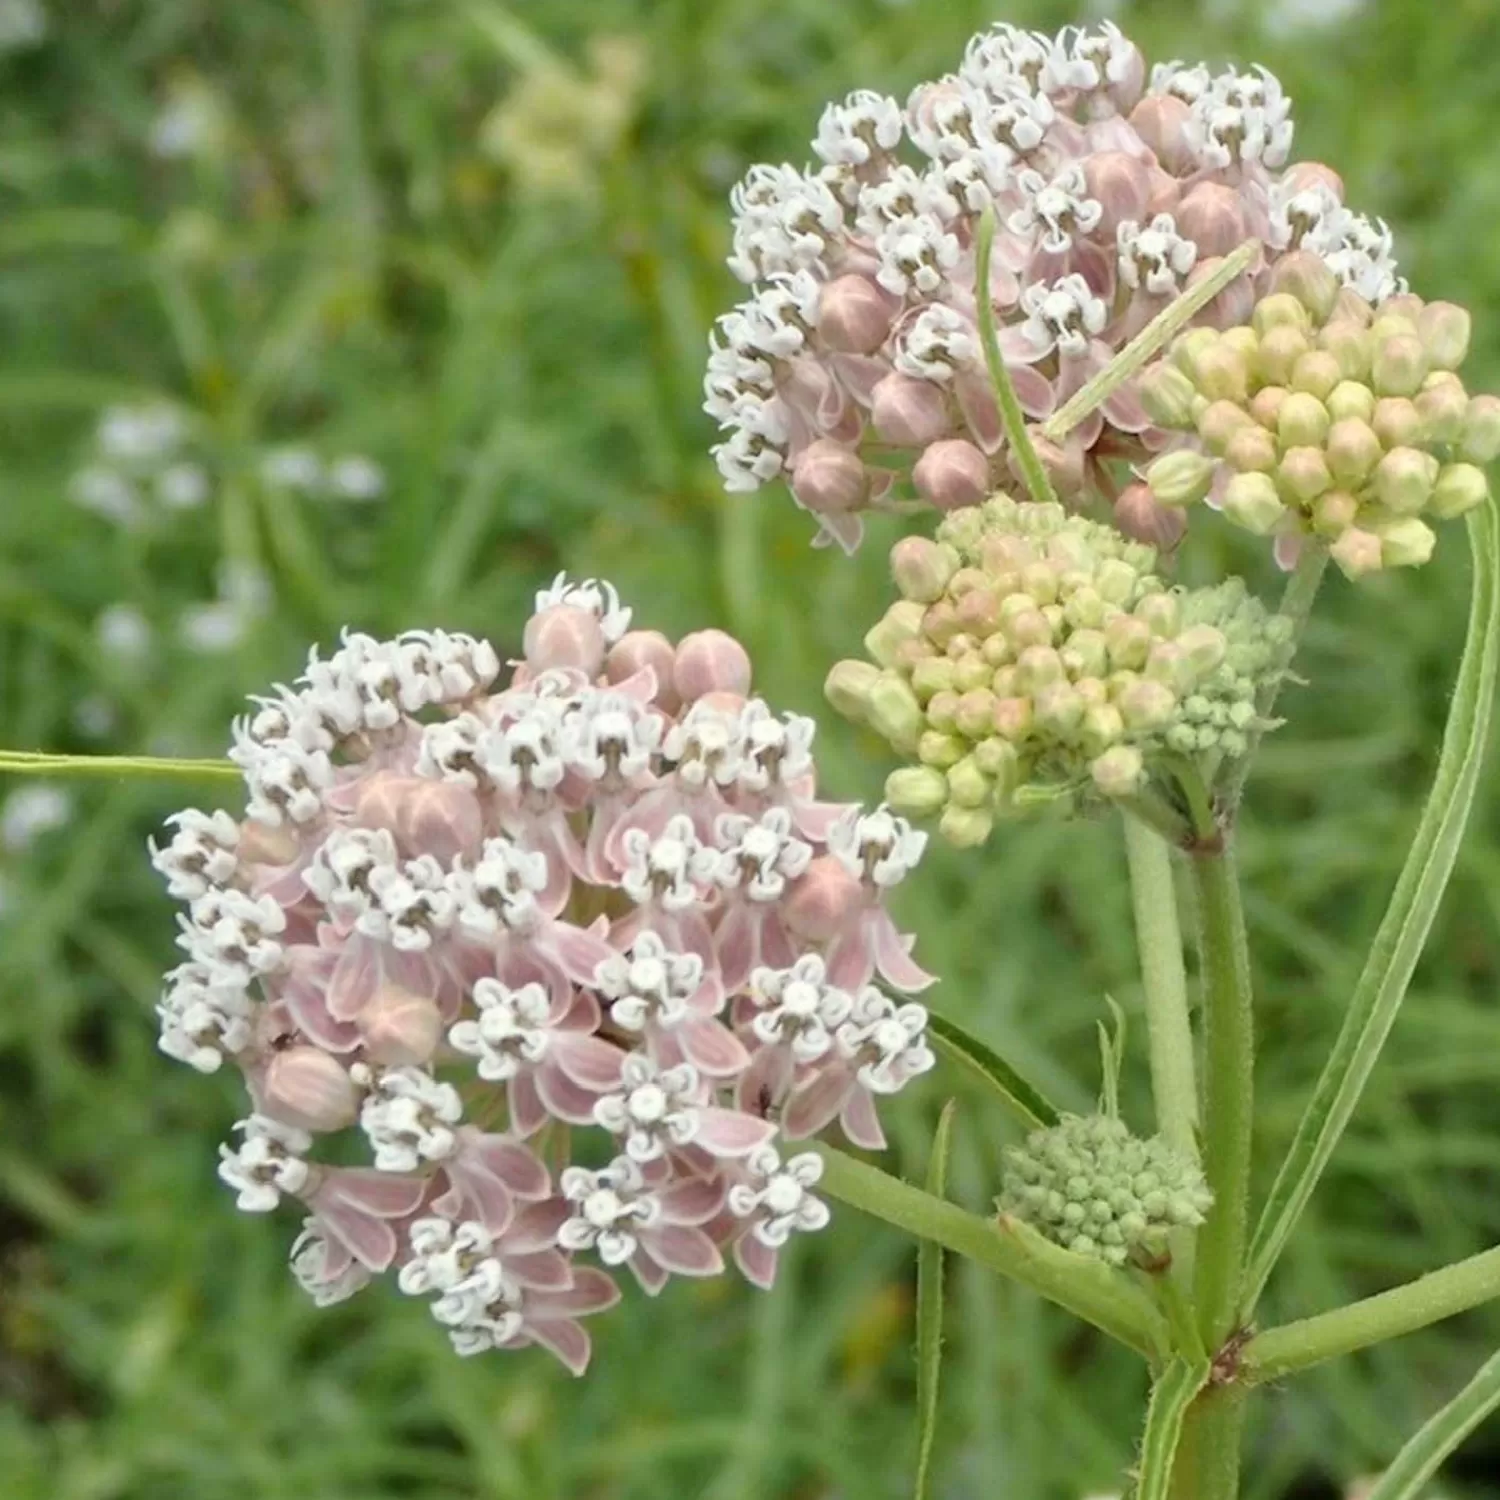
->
0;750;239;781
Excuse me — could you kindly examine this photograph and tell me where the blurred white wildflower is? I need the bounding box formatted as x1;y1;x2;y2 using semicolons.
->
98;404;184;463
2;785;73;851
70;467;144;527
73;696;118;738
96;603;154;662
260;447;324;491
150;78;230;161
0;0;45;52
156;462;210;511
326;455;386;501
178;562;271;655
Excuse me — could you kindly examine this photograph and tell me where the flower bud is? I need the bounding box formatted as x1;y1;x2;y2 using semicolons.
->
1144;449;1216;508
1085;151;1152;237
1317;322;1373;384
524;603;606;676
1325;419;1383;488
946;754;991;809
1185;258;1255;330
951;688;993;739
889;536;959;605
1024;433;1086;502
1195;399;1254;455
1117;677;1176;731
606;629;679;708
1191;342;1250;404
1171;326;1221;380
1138;362;1199;428
1415;377;1469;445
1373;448;1439;515
1114;483;1189;550
1326;379;1376;424
1371;333;1428;398
1460;395;1500;464
1268;251;1340;324
885;765;949;818
1129;93;1194;174
1372;397;1423;450
1224;424;1278;474
1249;385;1287;432
1376;516;1437;569
990;695;1031;740
1417;302;1471;371
1177;623;1227;680
1255;324;1311;388
1311;489;1359;536
919;730;966;769
792;440;868;514
1033;681;1086;738
972;734;1021;791
1222;472;1286;535
864;600;926;667
1080;702;1125;756
1252;293;1312;339
817;273;897;354
824;659;881;721
871;373;952;447
1428;463;1490;521
1277;392;1332;449
1282;159;1346;201
674;629;752;701
915;439;990;511
1105;614;1153;670
359;986;444;1067
262;1046;359;1131
926;689;959;732
783;856;862;942
1090;744;1146;798
1330;526;1384;580
1175;183;1247;258
1291;350;1342;402
939;803;993;848
911;655;957;701
1333;288;1375;329
867;673;925;750
239;818;299;867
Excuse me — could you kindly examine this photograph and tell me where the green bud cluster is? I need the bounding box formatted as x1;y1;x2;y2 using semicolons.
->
824;496;1290;846
1140;255;1498;581
999;1112;1213;1269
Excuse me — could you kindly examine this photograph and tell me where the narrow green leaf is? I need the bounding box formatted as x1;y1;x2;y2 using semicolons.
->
0;751;240;781
1134;1357;1210;1500
914;1101;956;1500
1364;1349;1500;1500
1244;502;1500;1311
925;1012;1061;1131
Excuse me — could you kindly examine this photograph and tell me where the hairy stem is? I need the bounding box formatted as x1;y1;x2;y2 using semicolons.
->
0;750;240;781
1243;1244;1500;1384
1170;1387;1247;1500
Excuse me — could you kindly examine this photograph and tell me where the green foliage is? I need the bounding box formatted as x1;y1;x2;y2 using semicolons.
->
3;2;1500;1497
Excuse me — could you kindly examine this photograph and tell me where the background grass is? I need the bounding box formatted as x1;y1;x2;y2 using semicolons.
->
2;1;1500;1496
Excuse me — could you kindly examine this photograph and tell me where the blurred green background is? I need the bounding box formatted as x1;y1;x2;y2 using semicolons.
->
2;1;1499;1496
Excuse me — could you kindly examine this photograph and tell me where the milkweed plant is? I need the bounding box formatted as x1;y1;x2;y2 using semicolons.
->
10;18;1500;1500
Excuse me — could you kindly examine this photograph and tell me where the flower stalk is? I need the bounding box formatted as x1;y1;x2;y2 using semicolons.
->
0;750;240;780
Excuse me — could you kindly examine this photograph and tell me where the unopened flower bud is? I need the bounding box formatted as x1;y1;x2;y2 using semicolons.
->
1249;385;1287;432
1372;397;1423;450
783;856;862;942
239;818;299;867
889;536;958;604
1330;527;1384;580
262;1046;359;1131
1333;288;1375;329
1255;324;1311;388
867;673;924;750
1415;376;1469;445
1138;362;1200;428
1428;463;1490;521
1135;592;1180;636
871;373;952;447
1024;434;1086;502
1224;425;1278;474
919;730;966;769
1222;472;1285;535
972;735;1021;794
1371;333;1428;398
792;440;868;515
359;986;444;1067
1291;351;1342;402
1317;322;1373;384
1171;326;1221;380
1252;293;1312;339
1114;483;1189;549
1197;399;1256;454
1268;250;1340;324
1321;419;1380;489
1105;614;1153;670
939;803;993;848
1129;93;1194;174
524;603;605;676
674;629;752;701
926;689;959;733
824;659;881;721
1145;450;1216;508
1325;379;1376;424
1312;489;1360;536
911;655;957;703
1081;702;1126;756
1417;302;1471;371
885;765;949;818
915;439;990;511
1177;624;1227;680
1090;745;1146;798
1117;677;1176;731
1376;516;1437;569
1277;392;1332;449
817;273;897;354
1191;342;1250;404
1175;182;1246;258
1373;448;1439;515
1015;644;1064;695
864;600;926;667
606;629;678;708
1460;395;1500;464
1186;258;1255;330
1033;681;1086;738
946;755;991;810
1085;151;1152;237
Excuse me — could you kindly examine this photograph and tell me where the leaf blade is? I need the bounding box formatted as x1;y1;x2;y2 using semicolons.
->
1135;1357;1210;1500
1365;1349;1500;1500
926;1012;1061;1131
913;1101;957;1500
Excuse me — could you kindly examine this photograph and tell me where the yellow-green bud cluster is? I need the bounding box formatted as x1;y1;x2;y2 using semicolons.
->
999;1113;1212;1269
1140;259;1497;581
824;496;1290;846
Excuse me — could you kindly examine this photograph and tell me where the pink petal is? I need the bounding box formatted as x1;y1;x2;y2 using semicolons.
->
693;1107;777;1158
829;353;889;406
782;1065;855;1141
281;959;359;1052
433;1163;513;1232
955;371;1003;453
715;905;757;994
734;1233;779;1290
312;1199;398;1272
552;1033;628;1091
824;928;874;991
545;921;616;987
679;1017;752;1078
657;1174;728;1226
319;1167;428;1218
509;1070;549;1138
539;1266;621;1318
872;911;937;992
535;1061;613;1125
469;1134;551;1198
643;1224;724;1278
1010;362;1057;420
327;934;383;1022
736;1044;795;1115
630;1251;671;1296
525;1318;593;1376
1274;530;1304;572
504;1248;574;1292
840;1086;888;1151
505;1198;573;1253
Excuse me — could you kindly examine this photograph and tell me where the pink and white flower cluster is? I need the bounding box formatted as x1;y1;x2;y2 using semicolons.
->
705;20;1404;551
151;577;935;1373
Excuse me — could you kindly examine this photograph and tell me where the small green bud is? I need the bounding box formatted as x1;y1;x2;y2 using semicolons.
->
1318;322;1373;384
1192;342;1251;404
1080;702;1125;757
1324;379;1375;424
972;735;1021;794
918;729;967;769
1373;447;1439;516
884;765;949;818
1290;350;1342;402
926;689;960;733
864;600;926;667
1095;558;1143;607
1460;395;1500;464
1256;324;1311;388
1015;644;1065;695
1277;391;1332;449
1117;677;1177;731
1134;591;1180;637
1060;628;1109;680
1145;449;1217;508
952;653;992;693
953;687;997;739
890;536;959;603
1269;250;1340;323
824;659;880;721
991;695;1033;741
868;673;925;749
1105;614;1153;670
1222;471;1286;535
1033;681;1086;738
1415;376;1469;445
1224;424;1278;473
1138;362;1200;429
1176;623;1228;681
1196;399;1255;456
1325;418;1383;488
1276;446;1333;506
1330;526;1384;580
911;655;957;702
938;803;993;848
1311;488;1360;537
1371;332;1428;398
954;588;1003;638
1249;385;1287;432
1375;516;1437;569
1251;291;1312;338
1428;463;1490;521
1090;745;1146;799
1062;586;1107;631
1004;607;1053;651
1372;396;1423;450
1170;326;1221;380
1416;301;1471;371
946;754;991;809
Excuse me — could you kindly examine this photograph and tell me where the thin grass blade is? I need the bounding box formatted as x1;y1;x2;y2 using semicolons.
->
926;1012;1061;1131
914;1101;957;1500
1365;1349;1500;1500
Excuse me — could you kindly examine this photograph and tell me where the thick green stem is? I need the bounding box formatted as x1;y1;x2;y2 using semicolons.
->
1170;1387;1247;1500
1190;841;1255;1351
1243;1244;1500;1384
813;1144;1169;1359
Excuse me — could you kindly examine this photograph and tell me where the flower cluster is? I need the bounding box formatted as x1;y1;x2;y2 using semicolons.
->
1000;1112;1211;1268
69;403;209;529
704;20;1405;549
1139;257;1499;578
151;577;936;1372
824;495;1292;845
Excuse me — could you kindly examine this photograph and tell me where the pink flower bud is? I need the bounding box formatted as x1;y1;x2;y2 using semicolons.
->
1460;395;1500;464
817;274;898;354
674;629;752;702
359;984;444;1066
1115;482;1188;550
1281;160;1345;203
353;773;482;865
263;1046;359;1131
1330;527;1385;580
890;535;959;603
1129;94;1194;174
1175;184;1248;259
791;440;868;515
1270;251;1340;325
782;855;862;943
239;818;299;867
915;439;990;511
606;628;679;709
1417;302;1472;372
1019;434;1086;503
524;603;605;676
1184;258;1255;330
1084;151;1152;238
871;373;952;446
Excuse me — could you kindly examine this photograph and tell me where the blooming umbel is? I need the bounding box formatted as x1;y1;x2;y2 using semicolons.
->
825;494;1292;844
704;20;1405;549
1139;257;1497;577
150;578;936;1372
